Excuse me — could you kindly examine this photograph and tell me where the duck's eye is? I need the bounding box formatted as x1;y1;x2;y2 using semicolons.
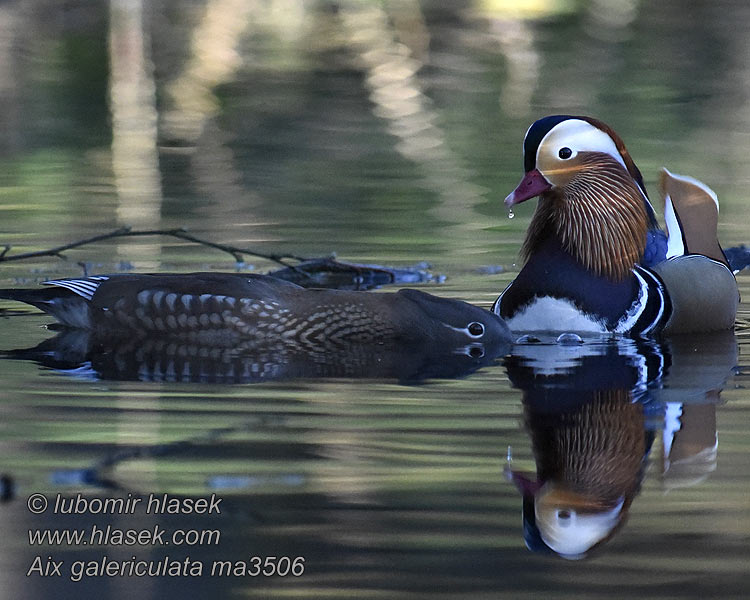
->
468;322;484;337
558;147;572;159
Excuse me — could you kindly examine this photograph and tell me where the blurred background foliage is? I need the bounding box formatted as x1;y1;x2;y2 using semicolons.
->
1;0;749;281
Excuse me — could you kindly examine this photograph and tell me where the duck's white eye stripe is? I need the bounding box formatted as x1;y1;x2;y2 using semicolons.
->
43;276;110;301
540;119;627;169
441;322;486;338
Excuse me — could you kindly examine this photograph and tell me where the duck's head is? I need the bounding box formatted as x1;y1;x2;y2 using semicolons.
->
506;116;657;281
395;288;513;355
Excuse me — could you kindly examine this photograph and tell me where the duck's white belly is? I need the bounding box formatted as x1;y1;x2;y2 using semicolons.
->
504;296;608;333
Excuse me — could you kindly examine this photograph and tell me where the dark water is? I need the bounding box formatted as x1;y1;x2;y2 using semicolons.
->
1;1;749;598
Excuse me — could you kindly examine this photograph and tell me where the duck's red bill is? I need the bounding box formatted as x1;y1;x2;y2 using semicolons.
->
505;168;551;207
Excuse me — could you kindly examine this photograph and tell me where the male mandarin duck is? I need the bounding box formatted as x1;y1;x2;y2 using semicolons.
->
493;115;739;335
0;272;511;349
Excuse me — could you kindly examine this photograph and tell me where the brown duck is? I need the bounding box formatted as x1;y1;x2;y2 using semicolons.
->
0;272;512;349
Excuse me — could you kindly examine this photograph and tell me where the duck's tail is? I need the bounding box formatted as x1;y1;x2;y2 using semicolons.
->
660;168;729;267
0;287;92;328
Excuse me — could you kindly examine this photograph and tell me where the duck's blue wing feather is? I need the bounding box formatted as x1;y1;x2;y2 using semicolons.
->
642;228;668;267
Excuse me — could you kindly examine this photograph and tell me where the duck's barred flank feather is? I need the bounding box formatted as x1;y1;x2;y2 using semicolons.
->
523;153;649;282
102;288;397;346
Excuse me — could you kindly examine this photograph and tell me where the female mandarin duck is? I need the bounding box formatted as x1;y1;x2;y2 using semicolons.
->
493;115;739;335
0;272;511;349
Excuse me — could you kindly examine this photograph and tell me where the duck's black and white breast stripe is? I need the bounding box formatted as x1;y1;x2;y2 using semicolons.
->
615;266;672;335
493;259;672;336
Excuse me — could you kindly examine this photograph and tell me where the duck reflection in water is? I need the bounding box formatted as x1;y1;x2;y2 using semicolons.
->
0;321;512;384
504;331;737;559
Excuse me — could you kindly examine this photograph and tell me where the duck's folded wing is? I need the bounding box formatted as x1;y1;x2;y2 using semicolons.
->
0;273;303;329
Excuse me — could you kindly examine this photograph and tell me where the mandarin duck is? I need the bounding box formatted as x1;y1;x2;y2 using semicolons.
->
494;115;739;335
0;272;511;350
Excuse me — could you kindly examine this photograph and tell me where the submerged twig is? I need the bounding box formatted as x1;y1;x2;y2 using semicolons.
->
0;227;307;268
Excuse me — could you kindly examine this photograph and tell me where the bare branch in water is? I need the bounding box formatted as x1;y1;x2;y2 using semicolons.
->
0;227;307;267
0;228;437;289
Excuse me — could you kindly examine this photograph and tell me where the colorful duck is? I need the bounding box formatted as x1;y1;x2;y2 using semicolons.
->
494;115;739;335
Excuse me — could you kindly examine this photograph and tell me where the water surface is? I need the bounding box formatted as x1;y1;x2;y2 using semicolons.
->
1;1;749;598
